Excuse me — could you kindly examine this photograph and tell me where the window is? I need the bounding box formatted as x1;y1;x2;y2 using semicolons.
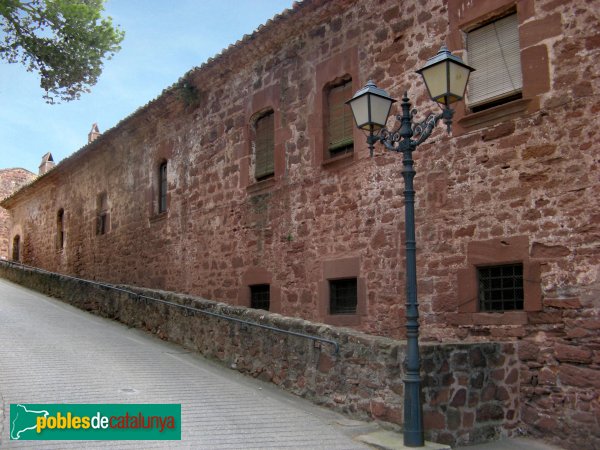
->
478;264;524;311
250;284;270;311
329;278;358;315
253;111;275;181
326;78;354;158
57;209;64;250
12;235;20;261
466;13;522;111
96;192;109;235
158;161;168;213
456;236;542;318
319;257;365;326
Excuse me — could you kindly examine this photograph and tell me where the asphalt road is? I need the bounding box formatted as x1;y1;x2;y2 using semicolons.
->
0;278;374;449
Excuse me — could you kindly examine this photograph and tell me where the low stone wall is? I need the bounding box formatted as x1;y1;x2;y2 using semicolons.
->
0;261;519;446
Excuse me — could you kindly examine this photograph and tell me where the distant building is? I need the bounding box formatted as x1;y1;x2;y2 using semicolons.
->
1;1;599;448
0;168;35;259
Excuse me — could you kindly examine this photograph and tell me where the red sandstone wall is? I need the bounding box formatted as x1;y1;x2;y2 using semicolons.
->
3;0;599;447
0;168;35;258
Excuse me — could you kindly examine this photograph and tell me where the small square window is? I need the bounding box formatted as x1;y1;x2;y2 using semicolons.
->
329;278;357;314
250;284;270;311
478;263;524;311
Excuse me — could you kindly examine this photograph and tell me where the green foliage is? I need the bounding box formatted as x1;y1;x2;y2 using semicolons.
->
0;0;125;103
176;80;200;107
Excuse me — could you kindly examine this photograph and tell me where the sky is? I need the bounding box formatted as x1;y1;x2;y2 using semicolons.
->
0;0;295;174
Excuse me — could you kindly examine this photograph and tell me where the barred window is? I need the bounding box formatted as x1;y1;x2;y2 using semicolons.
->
250;284;270;311
329;278;357;314
326;78;354;158
478;263;524;311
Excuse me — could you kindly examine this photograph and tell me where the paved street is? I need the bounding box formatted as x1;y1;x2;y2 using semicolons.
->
0;278;374;449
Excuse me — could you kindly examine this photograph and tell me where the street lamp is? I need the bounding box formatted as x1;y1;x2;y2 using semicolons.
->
347;45;473;448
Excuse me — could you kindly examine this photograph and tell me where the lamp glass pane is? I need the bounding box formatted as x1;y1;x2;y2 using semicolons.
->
369;95;394;130
448;63;472;103
421;62;448;103
349;94;370;130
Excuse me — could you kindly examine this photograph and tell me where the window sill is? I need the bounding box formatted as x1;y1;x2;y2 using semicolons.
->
149;211;168;223
458;98;533;131
246;176;276;195
321;151;354;169
448;311;528;326
323;313;361;327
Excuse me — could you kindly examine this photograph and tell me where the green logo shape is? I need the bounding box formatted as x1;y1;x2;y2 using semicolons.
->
10;404;181;440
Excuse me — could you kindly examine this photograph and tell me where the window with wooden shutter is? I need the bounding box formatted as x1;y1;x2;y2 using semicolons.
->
327;79;354;157
467;13;522;110
254;111;275;181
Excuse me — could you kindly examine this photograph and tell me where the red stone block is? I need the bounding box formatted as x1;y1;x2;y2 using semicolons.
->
554;344;593;364
558;364;600;388
424;410;446;430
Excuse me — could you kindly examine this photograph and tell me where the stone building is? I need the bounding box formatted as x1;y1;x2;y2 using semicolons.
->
0;168;35;259
1;0;599;447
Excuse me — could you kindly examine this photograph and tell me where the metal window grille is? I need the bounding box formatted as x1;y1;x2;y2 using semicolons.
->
478;263;524;311
327;79;354;157
159;162;168;213
250;284;270;311
254;112;275;181
329;278;357;314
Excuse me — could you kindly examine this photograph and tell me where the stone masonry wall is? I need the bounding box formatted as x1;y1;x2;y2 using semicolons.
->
0;168;35;258
0;261;520;446
2;0;599;447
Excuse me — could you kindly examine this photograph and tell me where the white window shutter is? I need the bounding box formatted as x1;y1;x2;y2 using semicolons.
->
466;14;522;107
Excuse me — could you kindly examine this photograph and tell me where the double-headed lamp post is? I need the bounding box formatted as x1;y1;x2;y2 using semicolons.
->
347;45;474;448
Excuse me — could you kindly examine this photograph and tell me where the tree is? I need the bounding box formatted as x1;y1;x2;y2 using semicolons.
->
0;0;124;103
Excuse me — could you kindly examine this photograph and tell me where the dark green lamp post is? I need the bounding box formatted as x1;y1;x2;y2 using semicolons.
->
346;45;474;447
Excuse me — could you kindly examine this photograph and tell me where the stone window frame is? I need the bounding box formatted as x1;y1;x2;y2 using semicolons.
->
311;46;363;168
240;84;285;195
318;256;366;326
447;0;552;134
238;267;281;313
455;236;541;325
